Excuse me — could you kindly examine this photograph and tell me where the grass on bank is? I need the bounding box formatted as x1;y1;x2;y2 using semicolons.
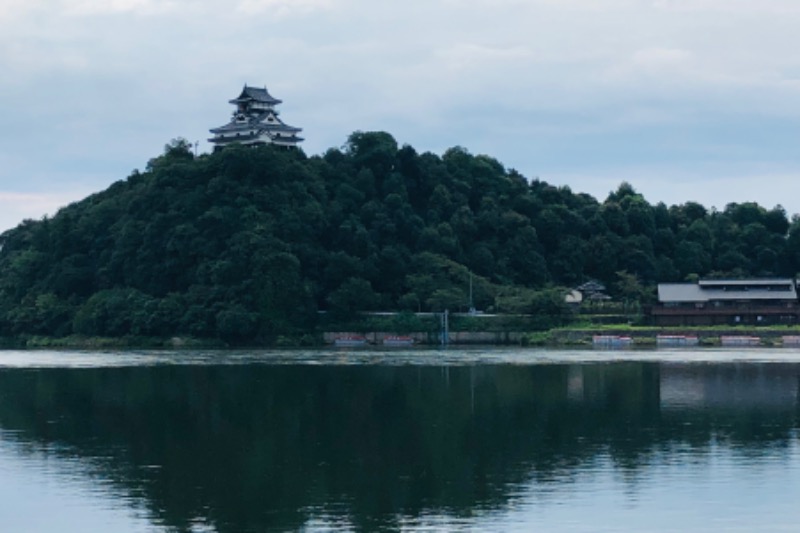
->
7;312;800;349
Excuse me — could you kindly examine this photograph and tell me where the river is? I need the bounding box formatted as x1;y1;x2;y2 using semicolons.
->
0;347;799;532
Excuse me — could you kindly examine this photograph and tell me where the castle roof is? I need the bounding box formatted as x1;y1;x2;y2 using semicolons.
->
229;85;282;106
209;112;302;135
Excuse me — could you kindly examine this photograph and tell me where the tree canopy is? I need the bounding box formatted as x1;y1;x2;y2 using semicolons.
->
1;132;798;343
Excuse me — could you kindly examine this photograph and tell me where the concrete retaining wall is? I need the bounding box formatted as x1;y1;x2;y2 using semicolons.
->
323;331;527;345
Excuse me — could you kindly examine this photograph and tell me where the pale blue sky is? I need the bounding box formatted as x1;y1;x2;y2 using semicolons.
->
3;0;800;231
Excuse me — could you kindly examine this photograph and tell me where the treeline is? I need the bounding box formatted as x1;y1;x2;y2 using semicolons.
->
1;132;800;343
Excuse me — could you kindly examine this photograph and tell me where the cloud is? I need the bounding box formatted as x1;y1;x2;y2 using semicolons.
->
61;0;178;16
443;0;632;8
0;42;90;79
652;0;800;14
435;43;534;72
0;0;39;25
4;0;800;223
602;47;697;88
235;0;336;17
631;48;692;70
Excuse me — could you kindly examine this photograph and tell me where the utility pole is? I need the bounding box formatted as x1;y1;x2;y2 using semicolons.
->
468;271;476;315
441;309;449;347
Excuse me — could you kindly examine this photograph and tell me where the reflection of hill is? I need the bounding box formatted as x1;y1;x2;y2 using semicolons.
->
0;363;798;532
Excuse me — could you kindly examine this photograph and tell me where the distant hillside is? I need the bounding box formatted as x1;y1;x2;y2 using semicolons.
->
1;132;799;344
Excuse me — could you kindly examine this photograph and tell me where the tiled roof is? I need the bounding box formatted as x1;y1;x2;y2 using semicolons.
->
261;112;301;131
209;122;254;134
658;284;709;303
659;281;798;302
210;112;302;135
229;85;282;105
699;278;794;287
208;134;303;146
577;280;606;292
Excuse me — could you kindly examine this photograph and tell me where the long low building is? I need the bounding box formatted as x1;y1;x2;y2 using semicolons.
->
651;278;800;326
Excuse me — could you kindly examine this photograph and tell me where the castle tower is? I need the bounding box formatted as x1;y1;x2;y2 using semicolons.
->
209;85;303;150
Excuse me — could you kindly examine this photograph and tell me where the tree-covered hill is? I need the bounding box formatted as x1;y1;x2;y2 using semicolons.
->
1;132;800;343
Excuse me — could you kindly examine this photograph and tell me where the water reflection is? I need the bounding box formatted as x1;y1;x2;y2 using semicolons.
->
0;352;798;532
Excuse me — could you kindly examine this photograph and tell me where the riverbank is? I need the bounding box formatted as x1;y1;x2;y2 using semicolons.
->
0;335;227;350
326;325;800;347
6;324;800;349
542;325;800;347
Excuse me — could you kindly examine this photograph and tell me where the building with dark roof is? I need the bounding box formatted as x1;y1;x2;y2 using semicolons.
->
651;278;800;326
209;85;303;150
575;280;611;303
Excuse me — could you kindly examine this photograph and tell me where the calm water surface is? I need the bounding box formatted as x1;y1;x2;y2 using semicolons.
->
0;347;799;532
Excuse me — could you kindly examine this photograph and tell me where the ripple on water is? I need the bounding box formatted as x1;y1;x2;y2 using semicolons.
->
3;346;800;369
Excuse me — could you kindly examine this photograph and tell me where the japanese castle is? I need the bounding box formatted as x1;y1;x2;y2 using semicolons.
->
209;85;303;150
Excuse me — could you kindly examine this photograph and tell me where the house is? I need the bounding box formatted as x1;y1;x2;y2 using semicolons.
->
651;278;800;326
575;280;611;304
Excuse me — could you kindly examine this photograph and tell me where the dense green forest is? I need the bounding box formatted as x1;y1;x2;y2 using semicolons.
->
1;132;800;343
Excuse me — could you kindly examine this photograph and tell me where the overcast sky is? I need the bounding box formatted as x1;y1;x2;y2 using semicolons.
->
2;0;800;232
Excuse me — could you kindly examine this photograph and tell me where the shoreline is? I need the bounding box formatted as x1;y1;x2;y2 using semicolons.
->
5;325;800;349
